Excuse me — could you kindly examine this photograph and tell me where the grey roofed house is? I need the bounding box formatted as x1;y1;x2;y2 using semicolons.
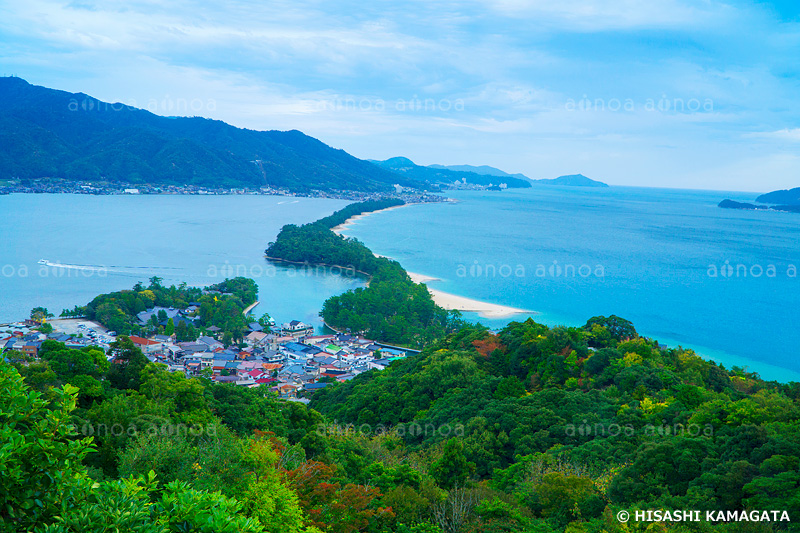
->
206;325;222;333
165;316;195;328
178;342;208;353
248;322;263;332
311;355;338;365
214;351;237;361
153;335;172;342
198;336;222;348
224;361;240;369
137;307;181;325
279;364;307;375
216;375;239;383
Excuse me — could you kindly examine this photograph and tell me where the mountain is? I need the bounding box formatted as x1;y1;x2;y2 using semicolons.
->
0;77;419;192
532;174;609;187
428;163;532;182
755;187;800;205
370;157;532;188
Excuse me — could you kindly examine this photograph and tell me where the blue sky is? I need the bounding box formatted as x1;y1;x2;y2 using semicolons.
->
1;0;799;191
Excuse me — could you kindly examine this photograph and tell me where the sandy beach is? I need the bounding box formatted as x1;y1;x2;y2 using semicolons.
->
332;204;533;319
408;272;532;318
331;204;409;235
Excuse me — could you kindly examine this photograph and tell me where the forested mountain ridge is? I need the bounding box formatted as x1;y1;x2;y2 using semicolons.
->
0;77;419;192
371;157;532;189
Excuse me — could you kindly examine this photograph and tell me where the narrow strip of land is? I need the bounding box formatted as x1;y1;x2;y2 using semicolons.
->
332;205;533;319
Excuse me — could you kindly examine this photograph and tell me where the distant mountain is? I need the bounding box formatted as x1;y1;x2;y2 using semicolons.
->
755;187;800;205
532;174;609;187
370;157;531;188
428;163;532;182
0;77;419;192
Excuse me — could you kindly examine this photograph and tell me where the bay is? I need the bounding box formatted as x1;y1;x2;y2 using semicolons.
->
341;186;800;382
0;194;364;330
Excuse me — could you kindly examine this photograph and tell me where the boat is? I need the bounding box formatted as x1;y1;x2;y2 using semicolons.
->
38;259;48;265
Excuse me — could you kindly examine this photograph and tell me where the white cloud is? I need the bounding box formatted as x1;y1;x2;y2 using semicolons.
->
746;128;800;142
476;0;736;31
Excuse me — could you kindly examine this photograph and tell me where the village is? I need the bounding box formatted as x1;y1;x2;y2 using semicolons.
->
1;306;415;404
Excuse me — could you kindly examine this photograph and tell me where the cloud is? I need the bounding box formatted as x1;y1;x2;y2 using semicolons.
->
746;128;800;142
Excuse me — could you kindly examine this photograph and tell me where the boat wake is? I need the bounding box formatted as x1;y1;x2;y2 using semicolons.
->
37;260;183;275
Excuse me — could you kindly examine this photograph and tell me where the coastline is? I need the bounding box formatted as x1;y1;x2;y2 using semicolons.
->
407;272;533;319
331;204;410;235
331;203;533;319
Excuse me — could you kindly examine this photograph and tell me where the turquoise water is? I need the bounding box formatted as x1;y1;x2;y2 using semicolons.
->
3;188;798;382
0;194;364;330
341;187;800;382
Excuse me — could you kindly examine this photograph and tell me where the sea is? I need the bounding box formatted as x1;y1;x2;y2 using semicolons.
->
341;186;800;382
0;194;364;331
1;187;798;382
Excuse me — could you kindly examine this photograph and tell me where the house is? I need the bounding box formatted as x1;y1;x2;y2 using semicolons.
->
198;336;223;351
303;382;331;395
279;320;314;337
136;307;181;325
276;383;299;398
128;336;162;354
248;322;264;332
368;358;392;370
21;341;42;358
246;331;268;346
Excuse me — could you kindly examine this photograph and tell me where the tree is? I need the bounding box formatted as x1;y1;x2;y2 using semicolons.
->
30;306;54;322
165;318;175;336
106;337;149;390
583;315;637;345
430;439;476;490
0;362;93;530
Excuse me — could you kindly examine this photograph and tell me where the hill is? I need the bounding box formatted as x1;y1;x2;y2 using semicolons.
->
756;187;800;205
532;173;609;187
719;198;800;213
0;77;420;192
370;156;532;188
428;163;532;182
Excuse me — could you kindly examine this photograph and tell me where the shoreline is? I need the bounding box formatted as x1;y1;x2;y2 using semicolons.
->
407;272;533;319
329;204;533;319
331;204;411;235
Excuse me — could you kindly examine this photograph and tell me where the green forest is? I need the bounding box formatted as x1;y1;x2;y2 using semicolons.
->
266;200;463;348
83;276;258;343
4;316;799;532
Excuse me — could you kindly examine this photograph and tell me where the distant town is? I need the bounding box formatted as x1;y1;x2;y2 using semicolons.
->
0;177;500;200
1;306;417;404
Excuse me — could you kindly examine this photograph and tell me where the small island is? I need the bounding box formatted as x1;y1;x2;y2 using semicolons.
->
719;187;800;214
531;173;609;187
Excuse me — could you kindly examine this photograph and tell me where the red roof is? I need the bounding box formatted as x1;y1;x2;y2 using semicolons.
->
129;335;159;346
256;377;278;384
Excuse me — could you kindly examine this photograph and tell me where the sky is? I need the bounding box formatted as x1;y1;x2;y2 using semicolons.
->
1;0;799;191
